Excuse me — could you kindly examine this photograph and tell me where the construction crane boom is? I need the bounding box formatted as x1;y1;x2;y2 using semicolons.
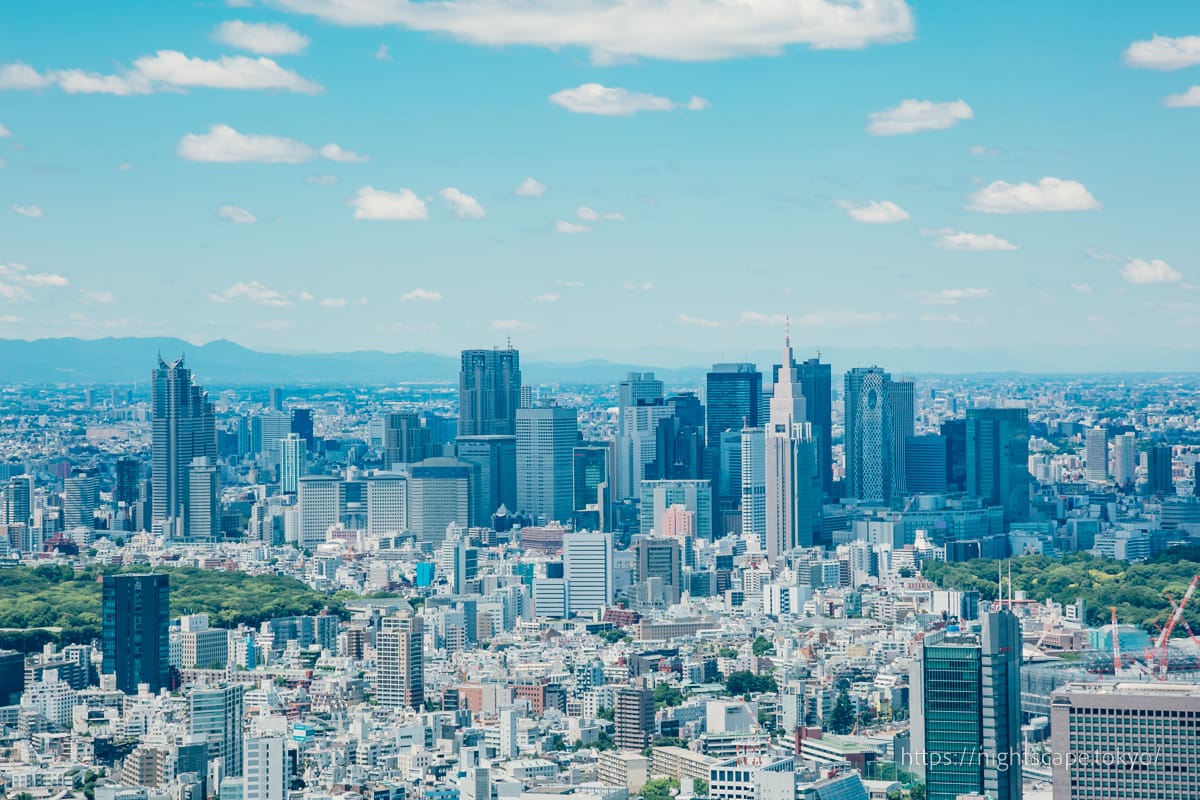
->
1154;574;1200;680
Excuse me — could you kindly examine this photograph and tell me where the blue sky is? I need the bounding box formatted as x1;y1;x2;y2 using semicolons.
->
2;1;1199;364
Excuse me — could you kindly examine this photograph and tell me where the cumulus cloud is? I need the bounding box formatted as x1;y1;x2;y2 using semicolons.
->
267;0;915;62
678;313;721;328
217;204;257;223
550;83;708;115
213;20;310;55
1071;283;1093;294
967;177;1101;214
1122;258;1182;285
208;280;292;305
0;263;70;303
577;205;623;221
867;98;972;136
0;122;10;137
623;281;656;292
915;287;992;305
838;199;909;224
374;44;392;60
320;143;370;162
11;203;43;219
532;293;560;302
491;319;533;331
320;297;348;307
555;220;590;234
401;288;442;302
179;124;316;163
0;51;322;95
925;228;1019;251
352;186;429;220
515;177;547;197
1124;34;1200;70
439;187;486;219
968;144;1001;157
1163;86;1200;108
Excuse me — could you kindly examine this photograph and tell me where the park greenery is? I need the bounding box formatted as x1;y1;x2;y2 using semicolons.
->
923;547;1200;632
723;670;777;696
0;563;344;652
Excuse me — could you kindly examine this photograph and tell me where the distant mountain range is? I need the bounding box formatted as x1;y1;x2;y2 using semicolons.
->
0;336;1198;386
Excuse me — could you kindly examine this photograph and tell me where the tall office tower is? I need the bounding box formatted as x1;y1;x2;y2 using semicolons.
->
279;433;305;495
0;650;24;705
740;427;766;547
640;479;713;541
251;414;292;467
290;407;314;450
572;443;613;531
243;736;288;800
459;346;521;436
940;418;968;492
186;457;220;541
151;357;216;537
190;684;245;777
383;411;432;468
1111;432;1136;490
3;475;31;526
634;537;682;604
297;475;342;548
889;379;915;495
114;458;140;507
564;531;614;617
965;408;1031;527
614;687;655;751
765;335;821;561
377;611;424;710
617;400;673;499
1050;682;1200;800
1147;444;1174;495
844;367;897;502
909;610;1022;800
499;707;519;760
649;400;705;481
707;363;761;441
516;405;579;524
794;356;833;497
1084;427;1109;483
102;573;170;694
408;457;475;544
366;473;407;535
618;372;664;428
904;434;948;494
268;387;283;412
439;526;475;594
63;470;99;529
455;435;517;521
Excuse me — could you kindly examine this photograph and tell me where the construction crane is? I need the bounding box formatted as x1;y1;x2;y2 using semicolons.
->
1110;607;1121;676
1153;574;1200;680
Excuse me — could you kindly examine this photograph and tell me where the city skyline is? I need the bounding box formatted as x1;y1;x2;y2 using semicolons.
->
2;3;1200;361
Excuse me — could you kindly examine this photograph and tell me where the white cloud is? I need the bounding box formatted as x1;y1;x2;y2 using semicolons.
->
1071;282;1093;294
740;309;892;326
0;52;322;96
352;186;428;220
0;314;23;323
576;205;624;222
320;142;370;162
439;187;486;219
213;21;310;55
623;281;655;291
926;229;1019;251
268;0;914;62
320;297;348;307
375;44;392;60
257;320;292;331
179;124;316;163
555;220;590;234
1124;35;1200;70
532;292;560;302
208;280;292;305
0;285;31;303
85;290;117;304
549;83;708;115
492;319;533;331
515;177;547;197
12;203;43;219
401;287;442;301
299;291;316;301
0;122;10;137
867;98;972;136
838;199;909;224
968;144;1001;157
1122;258;1182;285
916;287;992;305
678;313;720;328
117;162;134;171
0;263;69;294
967;177;1101;214
556;279;585;288
918;313;977;324
306;174;338;185
1163;86;1200;108
217;204;257;224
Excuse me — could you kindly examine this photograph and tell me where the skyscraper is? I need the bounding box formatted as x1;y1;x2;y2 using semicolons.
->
765;335;821;562
366;473;407;535
1112;431;1136;490
904;434;948;494
639;479;713;541
794;356;834;497
186;457;220;542
3;474;31;526
516;405;579;524
377;611;424;710
572;443;613;531
618;372;664;429
459;347;521;437
63;470;99;529
102;573;170;694
740;426;766;547
383;411;432;468
243;736;288;800
706;364;760;441
290;407;314;450
940;418;968;492
615;687;655;751
279;432;305;494
634;537;682;604
1084;427;1108;483
151;356;216;537
114;458;141;507
564;531;614;617
297;475;343;548
617;400;673;499
844;366;897;502
889;378;915;495
909;610;1022;800
1148;444;1174;496
455;434;517;521
649;399;705;481
190;684;245;777
965;408;1030;527
408;457;475;543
